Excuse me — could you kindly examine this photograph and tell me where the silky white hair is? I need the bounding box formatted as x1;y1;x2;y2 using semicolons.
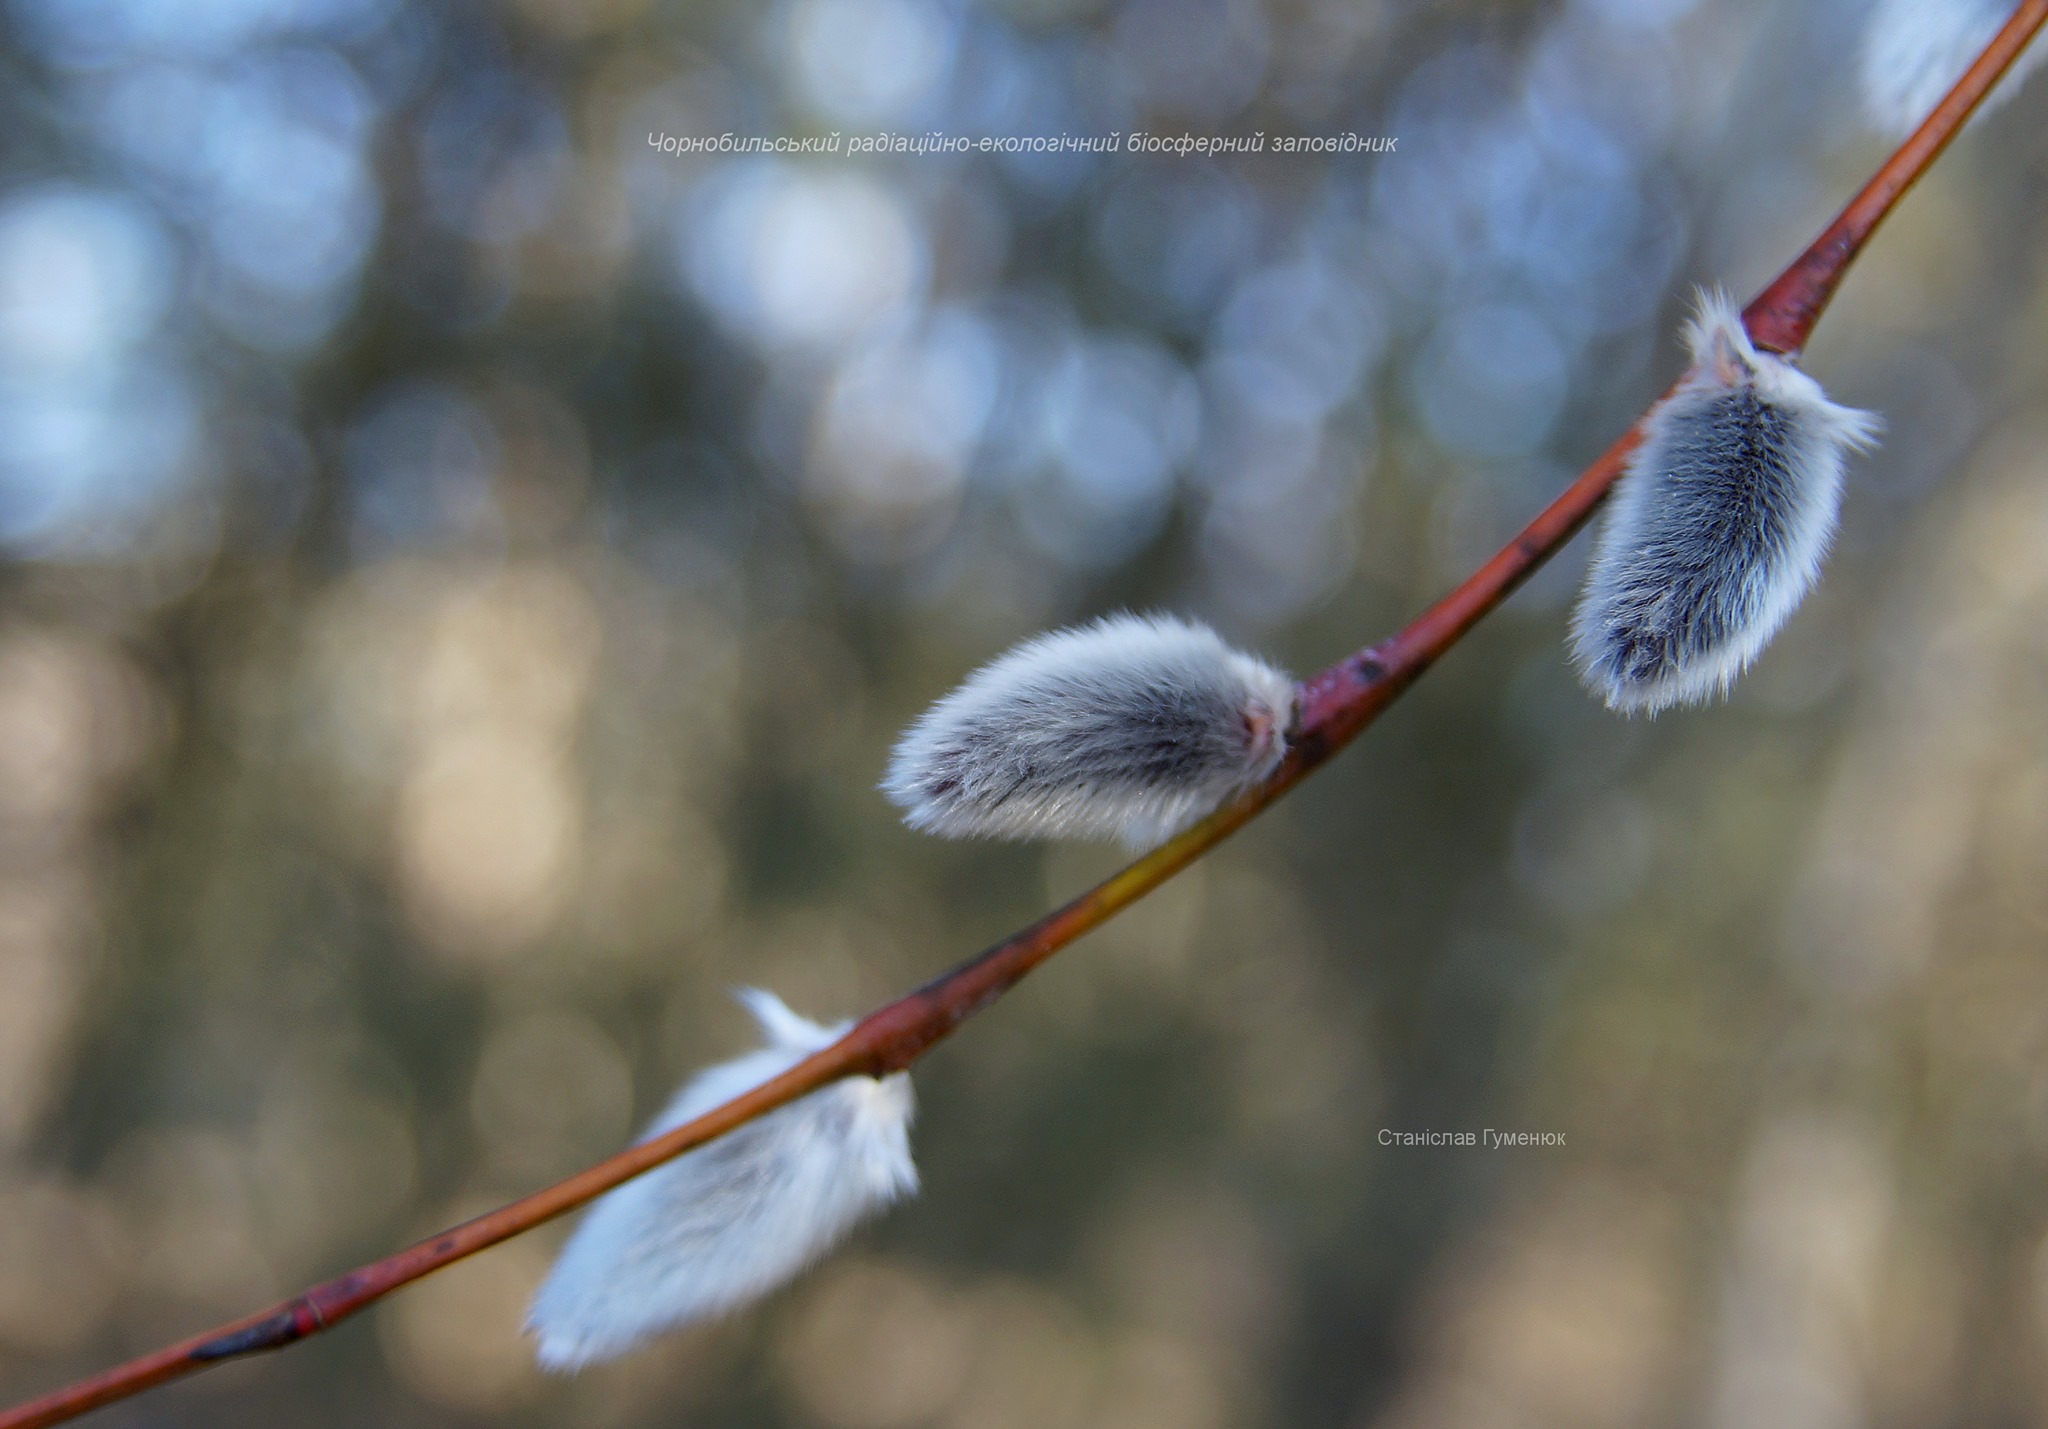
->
1860;0;2047;136
882;613;1297;849
1570;292;1881;715
526;990;916;1371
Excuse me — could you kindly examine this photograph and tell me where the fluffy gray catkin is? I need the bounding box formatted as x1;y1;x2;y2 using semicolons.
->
882;613;1296;848
1860;0;2047;138
526;990;916;1371
1570;292;1881;715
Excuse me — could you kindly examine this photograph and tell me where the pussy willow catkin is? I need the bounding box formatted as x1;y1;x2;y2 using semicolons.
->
1860;0;2047;136
1570;292;1880;715
883;613;1297;848
526;991;916;1370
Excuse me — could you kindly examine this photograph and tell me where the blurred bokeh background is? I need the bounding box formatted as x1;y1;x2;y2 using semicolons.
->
1;0;2046;1423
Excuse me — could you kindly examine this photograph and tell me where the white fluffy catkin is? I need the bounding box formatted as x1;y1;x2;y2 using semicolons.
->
882;613;1297;848
1860;0;2047;136
526;990;916;1371
1570;292;1880;715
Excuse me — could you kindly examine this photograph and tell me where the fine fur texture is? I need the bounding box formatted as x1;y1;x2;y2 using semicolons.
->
1860;0;2048;136
526;990;916;1371
1570;292;1880;715
882;613;1297;848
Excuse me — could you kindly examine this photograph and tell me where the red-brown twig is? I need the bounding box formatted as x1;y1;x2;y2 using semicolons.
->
1744;0;2046;352
5;5;2044;1425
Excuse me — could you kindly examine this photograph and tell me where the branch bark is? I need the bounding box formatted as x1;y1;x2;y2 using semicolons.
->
4;4;2043;1424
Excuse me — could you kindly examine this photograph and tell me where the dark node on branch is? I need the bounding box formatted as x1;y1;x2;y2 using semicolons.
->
189;1309;310;1362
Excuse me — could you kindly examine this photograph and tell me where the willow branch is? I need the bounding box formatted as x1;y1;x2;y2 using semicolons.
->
1744;0;2046;353
4;5;2043;1425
